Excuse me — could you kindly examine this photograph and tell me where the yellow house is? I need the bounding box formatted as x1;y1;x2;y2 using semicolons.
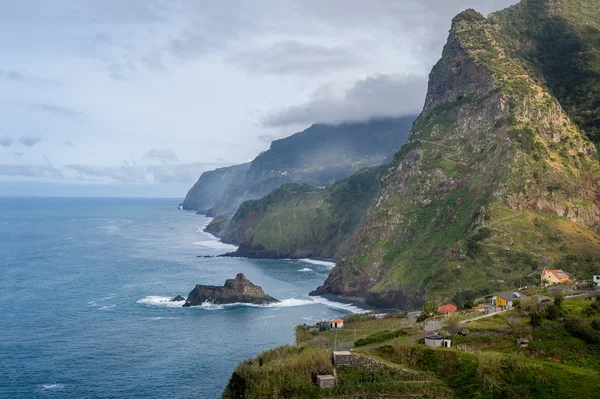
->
486;292;525;309
541;269;571;287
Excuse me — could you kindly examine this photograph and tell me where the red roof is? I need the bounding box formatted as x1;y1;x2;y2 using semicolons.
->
331;318;344;323
542;269;571;283
438;304;458;313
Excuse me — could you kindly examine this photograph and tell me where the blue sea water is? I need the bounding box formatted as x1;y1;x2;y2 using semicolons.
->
0;197;361;398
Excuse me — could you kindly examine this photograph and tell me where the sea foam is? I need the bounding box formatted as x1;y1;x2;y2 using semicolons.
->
136;296;186;308
41;384;65;390
137;295;366;313
297;258;336;269
298;268;313;272
192;240;238;251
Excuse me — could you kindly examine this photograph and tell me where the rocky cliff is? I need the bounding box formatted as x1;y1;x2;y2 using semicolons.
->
182;163;249;213
220;166;387;259
313;0;600;309
182;273;278;306
184;117;415;216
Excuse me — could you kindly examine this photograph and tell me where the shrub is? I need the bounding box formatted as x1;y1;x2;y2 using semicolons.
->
592;320;600;331
565;316;600;344
476;351;503;391
444;313;462;333
392;339;417;366
545;304;564;320
519;297;542;314
554;294;564;308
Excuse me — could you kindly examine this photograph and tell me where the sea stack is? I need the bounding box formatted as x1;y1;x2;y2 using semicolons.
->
182;273;279;307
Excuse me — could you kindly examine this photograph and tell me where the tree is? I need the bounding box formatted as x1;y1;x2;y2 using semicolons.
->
423;300;438;316
554;294;564;308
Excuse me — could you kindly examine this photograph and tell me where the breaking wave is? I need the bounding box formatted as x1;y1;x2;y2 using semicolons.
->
137;295;366;313
41;384;65;390
136;296;186;308
298;268;313;272
297;259;336;269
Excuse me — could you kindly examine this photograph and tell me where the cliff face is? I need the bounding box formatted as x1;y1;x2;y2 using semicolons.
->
182;163;249;213
313;1;600;309
183;273;278;306
196;117;415;217
220;166;386;259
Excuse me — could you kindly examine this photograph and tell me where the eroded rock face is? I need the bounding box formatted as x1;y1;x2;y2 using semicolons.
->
170;295;186;302
182;273;279;307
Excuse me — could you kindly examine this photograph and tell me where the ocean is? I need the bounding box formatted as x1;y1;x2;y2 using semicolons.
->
0;197;363;398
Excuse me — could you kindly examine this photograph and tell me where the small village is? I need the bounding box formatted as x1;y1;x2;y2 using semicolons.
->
290;269;600;393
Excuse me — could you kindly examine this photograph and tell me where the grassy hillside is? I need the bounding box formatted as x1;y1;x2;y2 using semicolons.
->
221;166;386;259
223;297;600;398
313;0;600;308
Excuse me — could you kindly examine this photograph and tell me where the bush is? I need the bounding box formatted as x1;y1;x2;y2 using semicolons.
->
592;320;600;331
565;316;600;344
545;304;564;321
554;294;564;308
392;339;417;366
476;351;503;391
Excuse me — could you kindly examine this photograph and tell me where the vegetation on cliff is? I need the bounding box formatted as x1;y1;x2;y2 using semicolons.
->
314;0;600;309
184;117;415;216
223;296;600;398
221;166;387;259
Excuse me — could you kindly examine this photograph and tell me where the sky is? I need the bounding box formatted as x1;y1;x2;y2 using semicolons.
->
0;0;518;198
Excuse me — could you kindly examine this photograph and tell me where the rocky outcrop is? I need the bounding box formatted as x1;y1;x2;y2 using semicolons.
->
182;273;278;307
170;295;185;302
313;3;600;309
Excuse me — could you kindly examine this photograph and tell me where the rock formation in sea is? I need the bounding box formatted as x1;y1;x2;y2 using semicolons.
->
182;273;279;307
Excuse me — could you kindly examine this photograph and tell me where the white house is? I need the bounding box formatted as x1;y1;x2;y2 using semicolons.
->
330;318;344;329
593;275;600;285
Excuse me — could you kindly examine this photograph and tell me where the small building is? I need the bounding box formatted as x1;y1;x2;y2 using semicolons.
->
316;375;335;388
333;351;353;366
593;275;600;286
576;280;594;290
330;318;344;329
317;321;330;332
486;292;527;310
443;339;452;348
438;304;458;314
541;268;571;287
517;338;529;348
425;335;445;348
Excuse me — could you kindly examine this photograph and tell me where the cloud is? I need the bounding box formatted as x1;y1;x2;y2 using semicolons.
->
64;141;74;147
0;69;26;82
144;148;179;163
231;40;361;75
64;162;207;184
257;134;278;144
18;136;42;147
0;165;64;180
14;152;24;157
0;137;14;147
31;104;84;120
262;73;427;127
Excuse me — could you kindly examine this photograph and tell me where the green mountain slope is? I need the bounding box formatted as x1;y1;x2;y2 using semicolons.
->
221;166;387;259
313;0;600;309
183;117;415;216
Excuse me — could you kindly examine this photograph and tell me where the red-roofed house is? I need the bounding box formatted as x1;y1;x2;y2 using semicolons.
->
330;318;344;329
438;304;458;314
541;268;571;287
